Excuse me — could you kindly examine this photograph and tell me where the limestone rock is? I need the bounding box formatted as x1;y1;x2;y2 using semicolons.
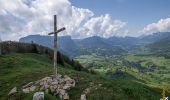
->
22;82;33;88
63;93;69;100
23;88;30;93
33;92;44;100
63;84;71;90
81;94;86;100
59;89;66;95
8;87;17;96
22;74;76;100
30;86;36;92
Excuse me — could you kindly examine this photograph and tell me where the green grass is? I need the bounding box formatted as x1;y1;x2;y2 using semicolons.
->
0;53;163;100
75;54;170;97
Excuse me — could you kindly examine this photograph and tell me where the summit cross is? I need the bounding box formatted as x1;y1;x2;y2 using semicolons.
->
48;15;66;76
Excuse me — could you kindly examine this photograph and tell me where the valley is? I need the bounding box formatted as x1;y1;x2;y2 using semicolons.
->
75;53;170;89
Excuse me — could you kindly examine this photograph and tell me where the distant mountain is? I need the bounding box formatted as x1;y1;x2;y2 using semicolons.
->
148;34;170;54
107;36;140;46
19;35;127;57
139;32;170;43
20;35;80;57
19;32;170;57
76;36;127;56
20;35;53;48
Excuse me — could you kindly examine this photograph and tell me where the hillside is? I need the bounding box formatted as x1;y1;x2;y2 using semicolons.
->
0;41;86;72
143;32;170;59
0;53;162;100
0;42;163;100
148;37;170;54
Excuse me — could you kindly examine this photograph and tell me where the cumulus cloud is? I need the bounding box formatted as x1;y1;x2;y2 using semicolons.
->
140;17;170;35
0;0;127;40
77;14;127;38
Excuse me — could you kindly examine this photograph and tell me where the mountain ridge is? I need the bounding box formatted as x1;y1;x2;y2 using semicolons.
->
19;32;170;57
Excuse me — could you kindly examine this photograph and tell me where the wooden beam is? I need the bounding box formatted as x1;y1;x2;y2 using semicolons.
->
54;15;57;76
48;27;66;35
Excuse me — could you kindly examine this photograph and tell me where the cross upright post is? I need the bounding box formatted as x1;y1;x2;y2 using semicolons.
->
54;15;57;76
48;15;66;76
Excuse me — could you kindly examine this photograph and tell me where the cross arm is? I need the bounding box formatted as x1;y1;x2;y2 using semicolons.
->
48;27;66;35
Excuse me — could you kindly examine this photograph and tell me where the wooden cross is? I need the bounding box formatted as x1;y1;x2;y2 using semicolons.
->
48;15;66;76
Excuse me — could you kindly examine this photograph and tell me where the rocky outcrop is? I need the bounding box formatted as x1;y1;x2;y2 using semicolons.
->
22;74;75;100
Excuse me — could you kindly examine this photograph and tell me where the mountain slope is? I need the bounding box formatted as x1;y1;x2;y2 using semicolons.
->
19;35;127;56
0;44;161;100
146;36;170;59
19;35;79;57
76;36;127;56
0;53;162;100
140;32;170;44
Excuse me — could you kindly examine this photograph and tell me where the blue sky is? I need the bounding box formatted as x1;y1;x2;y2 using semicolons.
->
71;0;170;30
0;0;170;40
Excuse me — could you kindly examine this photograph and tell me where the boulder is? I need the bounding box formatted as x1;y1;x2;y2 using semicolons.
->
44;84;49;90
81;94;86;100
51;81;58;85
30;86;36;92
33;92;44;100
63;93;69;100
8;87;17;96
63;84;71;90
59;89;66;95
23;88;30;93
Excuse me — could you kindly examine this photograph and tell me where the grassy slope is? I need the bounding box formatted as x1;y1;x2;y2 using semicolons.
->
0;53;161;100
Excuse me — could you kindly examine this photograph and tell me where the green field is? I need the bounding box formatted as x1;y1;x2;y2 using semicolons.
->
0;53;163;100
75;54;170;94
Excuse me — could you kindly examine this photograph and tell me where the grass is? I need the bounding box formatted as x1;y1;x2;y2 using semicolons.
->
75;54;170;96
0;53;163;100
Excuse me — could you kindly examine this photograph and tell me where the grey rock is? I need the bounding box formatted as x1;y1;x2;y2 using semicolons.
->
8;87;17;96
22;74;76;100
81;94;86;100
23;88;30;93
30;86;36;92
33;92;44;100
63;93;69;100
63;84;71;90
22;82;33;88
59;89;66;95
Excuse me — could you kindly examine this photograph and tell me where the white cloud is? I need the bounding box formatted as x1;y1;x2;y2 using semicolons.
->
77;14;127;38
0;0;127;40
140;17;170;35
